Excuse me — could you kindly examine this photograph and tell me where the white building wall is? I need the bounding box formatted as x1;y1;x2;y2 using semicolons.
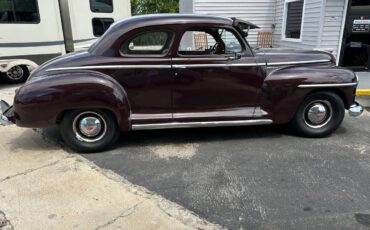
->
273;0;323;49
319;0;347;59
192;0;276;46
187;0;347;60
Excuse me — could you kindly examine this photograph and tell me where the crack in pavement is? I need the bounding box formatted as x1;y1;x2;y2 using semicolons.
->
0;159;62;183
0;211;14;230
94;202;143;230
88;165;222;229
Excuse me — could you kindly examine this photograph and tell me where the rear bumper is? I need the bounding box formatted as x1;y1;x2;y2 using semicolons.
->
0;100;14;126
348;102;364;117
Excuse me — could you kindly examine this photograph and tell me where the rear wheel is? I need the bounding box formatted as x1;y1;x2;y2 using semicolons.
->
292;91;345;137
4;65;30;83
60;110;119;153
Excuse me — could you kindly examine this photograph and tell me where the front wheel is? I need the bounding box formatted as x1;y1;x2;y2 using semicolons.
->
60;110;120;153
292;91;345;137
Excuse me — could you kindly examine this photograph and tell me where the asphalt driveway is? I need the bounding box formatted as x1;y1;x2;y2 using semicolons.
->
78;112;370;229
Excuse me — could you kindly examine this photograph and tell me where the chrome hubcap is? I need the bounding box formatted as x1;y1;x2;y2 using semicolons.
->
72;112;107;143
303;100;332;129
79;117;102;137
6;66;24;80
307;104;327;124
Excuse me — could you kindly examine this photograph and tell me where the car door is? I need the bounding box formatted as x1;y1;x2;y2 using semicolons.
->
172;27;266;122
112;29;174;124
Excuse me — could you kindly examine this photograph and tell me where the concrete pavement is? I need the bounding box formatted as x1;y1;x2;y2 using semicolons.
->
0;126;220;230
0;85;220;230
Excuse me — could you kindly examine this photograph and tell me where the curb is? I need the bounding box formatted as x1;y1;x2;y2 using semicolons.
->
356;89;370;96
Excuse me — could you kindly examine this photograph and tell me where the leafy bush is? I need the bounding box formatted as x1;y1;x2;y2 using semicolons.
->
131;0;179;15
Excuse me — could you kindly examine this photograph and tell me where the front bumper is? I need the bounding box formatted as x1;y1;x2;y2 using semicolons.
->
0;100;14;126
349;102;364;117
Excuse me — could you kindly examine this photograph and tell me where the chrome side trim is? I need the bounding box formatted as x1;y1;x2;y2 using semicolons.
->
131;119;273;130
173;63;265;68
47;65;172;71
298;82;358;88
172;57;232;61
267;59;330;66
46;59;331;71
173;107;255;119
131;113;172;120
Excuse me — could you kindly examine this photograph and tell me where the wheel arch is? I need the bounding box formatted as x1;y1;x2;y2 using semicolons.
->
302;88;350;109
14;70;132;130
56;108;119;127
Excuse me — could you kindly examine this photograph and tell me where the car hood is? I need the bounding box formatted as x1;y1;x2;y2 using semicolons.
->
254;49;336;66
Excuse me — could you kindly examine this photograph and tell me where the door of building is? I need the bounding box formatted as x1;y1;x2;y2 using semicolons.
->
339;0;370;71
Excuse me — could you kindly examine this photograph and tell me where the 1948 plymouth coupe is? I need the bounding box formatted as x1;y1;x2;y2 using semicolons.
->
0;14;364;152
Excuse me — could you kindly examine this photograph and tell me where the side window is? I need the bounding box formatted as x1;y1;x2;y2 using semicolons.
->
0;0;40;24
121;31;173;55
92;18;114;37
219;29;242;54
178;28;243;56
90;0;113;13
179;31;216;52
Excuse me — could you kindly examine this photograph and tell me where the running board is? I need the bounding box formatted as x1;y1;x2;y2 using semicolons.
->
131;119;273;130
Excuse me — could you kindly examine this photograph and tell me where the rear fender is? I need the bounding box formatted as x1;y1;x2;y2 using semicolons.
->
14;70;131;130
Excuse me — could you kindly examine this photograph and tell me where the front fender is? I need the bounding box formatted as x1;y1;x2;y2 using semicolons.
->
14;70;131;130
260;66;357;124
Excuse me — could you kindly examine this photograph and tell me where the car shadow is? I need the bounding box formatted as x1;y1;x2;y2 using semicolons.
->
113;124;289;149
13;121;350;153
0;79;23;89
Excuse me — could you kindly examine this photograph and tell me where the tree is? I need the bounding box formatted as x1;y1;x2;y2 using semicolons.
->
131;0;179;16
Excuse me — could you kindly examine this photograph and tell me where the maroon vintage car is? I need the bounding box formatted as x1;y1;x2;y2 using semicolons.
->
0;14;364;152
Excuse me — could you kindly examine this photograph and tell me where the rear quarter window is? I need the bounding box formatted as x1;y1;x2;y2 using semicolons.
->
121;31;173;56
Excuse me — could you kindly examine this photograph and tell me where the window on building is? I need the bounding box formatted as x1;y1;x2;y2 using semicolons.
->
90;0;113;13
121;31;173;55
283;0;304;40
92;18;114;37
0;0;40;23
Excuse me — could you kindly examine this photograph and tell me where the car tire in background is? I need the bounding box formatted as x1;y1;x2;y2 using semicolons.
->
292;91;345;137
4;65;30;83
60;109;120;153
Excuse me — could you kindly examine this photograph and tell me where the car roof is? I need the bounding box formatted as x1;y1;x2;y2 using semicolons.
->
116;14;234;27
89;14;245;55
